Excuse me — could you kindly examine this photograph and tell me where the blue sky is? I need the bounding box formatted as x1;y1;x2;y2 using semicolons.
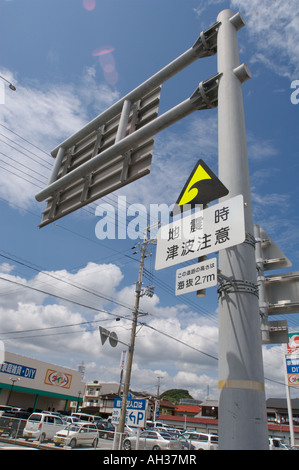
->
0;0;298;402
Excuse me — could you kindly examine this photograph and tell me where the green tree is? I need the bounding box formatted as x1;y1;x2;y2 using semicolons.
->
160;389;193;404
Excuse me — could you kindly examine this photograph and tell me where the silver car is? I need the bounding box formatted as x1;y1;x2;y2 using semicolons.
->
181;431;218;450
123;430;183;450
53;423;99;448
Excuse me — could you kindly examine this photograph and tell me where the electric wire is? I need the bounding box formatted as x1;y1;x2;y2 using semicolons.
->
0;123;51;158
0;252;147;314
0;274;137;318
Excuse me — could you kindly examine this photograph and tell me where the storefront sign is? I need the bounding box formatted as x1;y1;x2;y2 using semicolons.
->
0;361;36;380
44;369;72;389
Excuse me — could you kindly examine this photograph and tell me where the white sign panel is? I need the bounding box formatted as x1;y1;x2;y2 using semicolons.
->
265;271;299;315
175;258;217;295
155;194;245;270
258;226;292;271
112;398;147;428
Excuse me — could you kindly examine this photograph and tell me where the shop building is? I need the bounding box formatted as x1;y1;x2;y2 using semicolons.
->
0;351;84;413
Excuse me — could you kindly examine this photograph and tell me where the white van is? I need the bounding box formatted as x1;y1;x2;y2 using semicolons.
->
71;412;103;425
146;420;167;429
181;431;218;450
23;412;65;442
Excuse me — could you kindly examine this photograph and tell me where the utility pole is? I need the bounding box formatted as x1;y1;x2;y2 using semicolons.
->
114;226;156;450
217;9;268;449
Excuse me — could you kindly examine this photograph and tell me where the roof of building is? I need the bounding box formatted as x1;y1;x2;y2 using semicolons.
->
266;398;299;411
159;398;176;409
175;404;202;414
200;399;218;408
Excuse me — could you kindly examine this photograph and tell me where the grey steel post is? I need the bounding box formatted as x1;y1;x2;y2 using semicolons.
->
47;147;65;185
217;9;268;449
115;99;132;143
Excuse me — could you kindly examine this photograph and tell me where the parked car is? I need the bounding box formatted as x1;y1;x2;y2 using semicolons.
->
63;416;80;425
177;434;196;450
145;420;167;429
0;411;31;438
23;412;65;442
181;431;218;450
53;422;99;448
123;424;138;436
123;430;184;450
96;421;115;439
0;405;22;416
71;412;104;426
269;437;290;450
155;427;182;437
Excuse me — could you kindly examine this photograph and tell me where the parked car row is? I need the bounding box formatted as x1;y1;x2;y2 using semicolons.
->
0;410;104;448
0;405;24;416
0;407;221;450
122;430;218;451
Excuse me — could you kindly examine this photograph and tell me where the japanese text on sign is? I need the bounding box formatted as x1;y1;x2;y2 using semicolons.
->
155;195;245;270
175;258;217;295
0;361;37;380
112;398;147;427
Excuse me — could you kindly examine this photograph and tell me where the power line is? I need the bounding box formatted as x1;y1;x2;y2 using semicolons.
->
140;321;218;362
0;316;124;340
0;251;146;314
0;123;51;158
0;274;132;316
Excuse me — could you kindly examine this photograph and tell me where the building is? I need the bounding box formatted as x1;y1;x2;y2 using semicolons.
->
0;351;84;413
81;380;120;417
266;398;299;424
158;398;176;416
175;404;202;418
158;397;299;446
80;382;157;420
200;399;218;418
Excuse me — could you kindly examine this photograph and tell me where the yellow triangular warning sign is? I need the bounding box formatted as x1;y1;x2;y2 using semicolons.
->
175;159;229;209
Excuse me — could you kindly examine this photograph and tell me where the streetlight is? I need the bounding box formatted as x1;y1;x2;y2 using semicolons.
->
76;391;82;412
6;377;20;405
0;74;16;91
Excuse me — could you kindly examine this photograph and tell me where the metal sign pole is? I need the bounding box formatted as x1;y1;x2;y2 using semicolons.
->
284;345;295;447
216;9;268;449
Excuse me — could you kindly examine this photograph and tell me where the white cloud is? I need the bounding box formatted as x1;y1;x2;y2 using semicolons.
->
195;0;299;78
0;258;221;396
0;254;292;399
230;0;299;78
0;67;119;207
0;261;124;311
262;345;286;397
